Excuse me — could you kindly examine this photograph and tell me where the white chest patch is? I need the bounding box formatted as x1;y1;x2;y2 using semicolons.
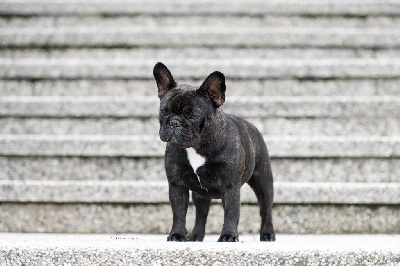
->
186;148;206;173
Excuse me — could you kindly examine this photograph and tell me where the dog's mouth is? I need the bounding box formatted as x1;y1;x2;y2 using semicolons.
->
159;126;199;148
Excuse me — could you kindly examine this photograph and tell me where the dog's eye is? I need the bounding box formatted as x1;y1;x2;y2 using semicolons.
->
188;113;199;120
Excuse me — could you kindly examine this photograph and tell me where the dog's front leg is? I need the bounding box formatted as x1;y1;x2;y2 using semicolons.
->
218;186;240;242
167;182;189;242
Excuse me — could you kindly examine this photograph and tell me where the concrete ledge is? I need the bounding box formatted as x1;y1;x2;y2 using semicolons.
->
1;180;399;204
1;28;400;48
1;135;400;157
1;96;400;118
0;234;399;265
1;0;399;16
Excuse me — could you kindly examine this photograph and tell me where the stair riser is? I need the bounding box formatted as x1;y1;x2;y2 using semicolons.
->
1;203;398;234
2;157;399;183
2;59;400;79
1;136;400;157
2;117;400;136
1;1;399;16
3;48;400;59
2;98;400;118
1;79;399;97
2;29;399;48
3;16;400;29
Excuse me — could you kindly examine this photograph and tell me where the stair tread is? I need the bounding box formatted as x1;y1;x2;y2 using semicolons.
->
0;234;399;265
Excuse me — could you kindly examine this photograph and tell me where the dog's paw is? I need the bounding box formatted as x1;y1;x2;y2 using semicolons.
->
260;232;276;242
167;233;187;242
187;232;204;242
217;234;239;242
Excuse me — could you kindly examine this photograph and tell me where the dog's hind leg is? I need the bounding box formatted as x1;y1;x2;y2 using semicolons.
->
187;192;211;241
247;154;276;241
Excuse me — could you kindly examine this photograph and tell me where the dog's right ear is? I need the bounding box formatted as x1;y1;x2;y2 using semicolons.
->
153;62;177;98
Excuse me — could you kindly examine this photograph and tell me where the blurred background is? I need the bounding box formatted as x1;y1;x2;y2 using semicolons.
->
0;0;399;235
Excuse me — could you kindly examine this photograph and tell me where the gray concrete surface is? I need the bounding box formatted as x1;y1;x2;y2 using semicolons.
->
1;180;399;204
1;28;400;48
1;0;399;15
4;47;400;59
2;96;400;118
1;79;399;97
3;116;400;136
2;203;399;234
2;58;400;79
2;135;400;157
3;16;400;29
0;234;399;265
2;157;399;183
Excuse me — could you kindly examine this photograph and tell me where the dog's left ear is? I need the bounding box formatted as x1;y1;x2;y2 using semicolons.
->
197;71;226;108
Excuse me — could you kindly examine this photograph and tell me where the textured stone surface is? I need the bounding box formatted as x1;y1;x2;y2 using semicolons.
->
2;157;399;183
0;203;399;234
1;58;400;79
1;0;400;242
2;16;400;29
1;234;400;265
2;96;400;118
2;47;400;59
0;117;160;135
2;117;399;136
1;0;399;16
2;135;400;158
0;234;400;265
2;79;399;97
1;180;399;204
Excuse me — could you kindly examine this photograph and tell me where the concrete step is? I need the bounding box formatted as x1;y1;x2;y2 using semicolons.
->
1;180;399;204
1;96;399;136
1;135;400;158
1;28;400;49
1;96;399;118
3;116;400;136
1;234;399;265
1;79;399;97
1;0;399;16
3;16;400;29
2;156;399;183
3;47;400;59
2;58;399;79
0;182;399;234
1;201;399;234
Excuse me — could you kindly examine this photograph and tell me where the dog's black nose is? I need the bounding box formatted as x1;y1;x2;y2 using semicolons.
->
169;118;182;128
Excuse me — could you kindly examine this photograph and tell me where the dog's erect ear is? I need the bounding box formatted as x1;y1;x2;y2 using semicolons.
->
197;71;226;108
153;62;177;98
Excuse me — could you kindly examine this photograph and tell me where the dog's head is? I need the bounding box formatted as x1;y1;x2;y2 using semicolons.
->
153;62;226;148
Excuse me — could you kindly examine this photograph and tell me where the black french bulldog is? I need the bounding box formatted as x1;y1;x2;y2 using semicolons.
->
153;62;275;242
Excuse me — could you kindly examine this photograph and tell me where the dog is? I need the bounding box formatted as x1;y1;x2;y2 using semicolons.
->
153;62;275;242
